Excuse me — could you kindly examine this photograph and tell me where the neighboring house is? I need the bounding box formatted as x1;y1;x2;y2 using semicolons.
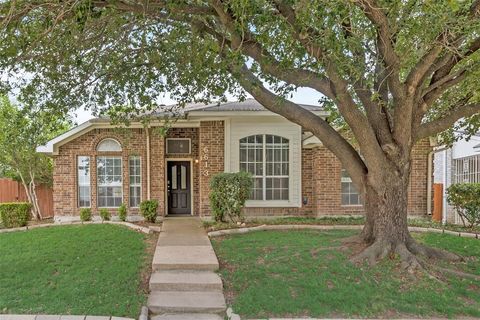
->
38;99;433;222
434;133;480;224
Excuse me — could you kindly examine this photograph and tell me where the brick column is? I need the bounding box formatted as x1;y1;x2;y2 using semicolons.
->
199;121;224;217
150;131;166;216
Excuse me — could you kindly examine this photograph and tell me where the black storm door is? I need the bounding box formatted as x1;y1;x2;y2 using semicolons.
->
167;161;191;214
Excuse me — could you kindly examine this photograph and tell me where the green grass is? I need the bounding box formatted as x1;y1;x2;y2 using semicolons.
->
212;230;480;319
0;224;152;317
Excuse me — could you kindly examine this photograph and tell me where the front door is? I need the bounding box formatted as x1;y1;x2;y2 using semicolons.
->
167;161;191;215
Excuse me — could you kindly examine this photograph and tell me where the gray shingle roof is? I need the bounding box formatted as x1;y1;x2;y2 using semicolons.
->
189;99;323;112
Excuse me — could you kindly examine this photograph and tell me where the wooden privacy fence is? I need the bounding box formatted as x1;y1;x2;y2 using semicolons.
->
0;178;53;218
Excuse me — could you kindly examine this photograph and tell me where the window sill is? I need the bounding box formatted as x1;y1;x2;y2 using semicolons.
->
340;204;364;207
245;200;301;208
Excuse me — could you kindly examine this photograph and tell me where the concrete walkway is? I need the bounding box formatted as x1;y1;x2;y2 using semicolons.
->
148;217;226;320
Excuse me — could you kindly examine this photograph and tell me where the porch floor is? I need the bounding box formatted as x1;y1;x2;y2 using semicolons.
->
148;217;226;319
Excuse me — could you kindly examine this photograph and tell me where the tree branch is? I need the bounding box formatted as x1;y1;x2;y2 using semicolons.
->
231;63;368;190
416;103;480;140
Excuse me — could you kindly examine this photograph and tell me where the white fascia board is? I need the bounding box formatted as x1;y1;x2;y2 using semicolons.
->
187;110;329;118
36;120;95;155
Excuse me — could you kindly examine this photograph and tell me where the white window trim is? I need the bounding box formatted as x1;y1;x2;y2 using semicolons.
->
77;156;91;208
166;138;192;155
226;118;302;208
340;169;363;207
129;156;142;208
97;156;123;208
240;134;290;202
97;138;122;152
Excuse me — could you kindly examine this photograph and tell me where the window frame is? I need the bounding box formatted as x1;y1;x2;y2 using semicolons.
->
97;155;123;208
97;138;122;152
77;156;91;208
129;156;142;208
340;169;363;206
239;134;290;202
166;138;192;155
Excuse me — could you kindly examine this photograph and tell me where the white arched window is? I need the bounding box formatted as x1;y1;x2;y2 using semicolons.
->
239;134;289;201
97;138;122;152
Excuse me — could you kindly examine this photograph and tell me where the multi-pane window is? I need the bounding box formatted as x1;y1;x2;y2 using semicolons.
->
77;156;91;207
129;156;141;208
341;169;362;205
97;156;123;207
240;134;289;201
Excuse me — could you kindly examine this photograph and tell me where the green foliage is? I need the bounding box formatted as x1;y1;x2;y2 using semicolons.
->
79;208;92;222
209;172;253;222
99;208;111;222
0;97;70;187
447;183;480;228
0;202;31;228
118;203;127;222
140;200;159;223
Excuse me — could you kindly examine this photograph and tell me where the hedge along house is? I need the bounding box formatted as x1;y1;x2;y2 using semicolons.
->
38;99;433;222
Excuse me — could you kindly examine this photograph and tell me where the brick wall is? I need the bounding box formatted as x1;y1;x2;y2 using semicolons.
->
52;123;432;219
150;129;165;215
198;121;224;216
53;128;150;217
306;140;432;216
239;141;431;218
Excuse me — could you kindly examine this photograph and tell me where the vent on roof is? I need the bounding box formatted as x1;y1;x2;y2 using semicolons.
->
166;138;191;154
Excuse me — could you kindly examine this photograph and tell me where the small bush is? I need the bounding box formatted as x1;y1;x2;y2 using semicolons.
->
140;200;159;223
79;208;92;222
99;208;111;221
118;203;127;222
447;183;480;228
209;172;253;222
0;202;31;228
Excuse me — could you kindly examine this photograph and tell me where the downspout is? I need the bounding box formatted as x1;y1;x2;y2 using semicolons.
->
443;149;448;225
427;150;434;216
146;126;151;200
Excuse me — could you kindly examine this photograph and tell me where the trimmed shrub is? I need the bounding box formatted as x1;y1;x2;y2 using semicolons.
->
118;203;127;222
99;208;111;222
209;172;253;222
79;208;92;222
140;200;159;223
447;183;480;228
0;202;31;228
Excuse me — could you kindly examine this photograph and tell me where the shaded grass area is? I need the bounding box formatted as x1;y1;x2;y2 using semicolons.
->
0;224;154;317
204;216;480;234
212;230;480;319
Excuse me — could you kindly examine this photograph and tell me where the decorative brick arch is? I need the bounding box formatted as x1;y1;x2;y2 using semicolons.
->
90;132;125;152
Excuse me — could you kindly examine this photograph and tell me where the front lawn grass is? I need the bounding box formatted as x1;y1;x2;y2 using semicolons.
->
0;224;154;317
212;230;480;319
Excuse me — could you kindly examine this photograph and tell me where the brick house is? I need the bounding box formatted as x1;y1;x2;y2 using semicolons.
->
38;99;432;222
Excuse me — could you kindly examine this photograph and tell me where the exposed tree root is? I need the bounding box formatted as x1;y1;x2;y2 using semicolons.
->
394;242;426;272
406;240;463;262
350;240;392;266
341;234;367;245
434;266;480;281
349;237;464;274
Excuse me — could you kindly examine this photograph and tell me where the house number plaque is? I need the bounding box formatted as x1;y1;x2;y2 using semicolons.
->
202;146;209;176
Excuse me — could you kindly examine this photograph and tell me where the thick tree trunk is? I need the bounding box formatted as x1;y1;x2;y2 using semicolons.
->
352;165;462;270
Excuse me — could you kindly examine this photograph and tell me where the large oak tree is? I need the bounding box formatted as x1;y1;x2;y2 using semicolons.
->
1;0;480;269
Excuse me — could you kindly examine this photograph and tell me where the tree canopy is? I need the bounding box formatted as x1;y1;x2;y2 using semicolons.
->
0;96;70;218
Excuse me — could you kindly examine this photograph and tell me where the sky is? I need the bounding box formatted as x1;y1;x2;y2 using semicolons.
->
71;86;325;124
